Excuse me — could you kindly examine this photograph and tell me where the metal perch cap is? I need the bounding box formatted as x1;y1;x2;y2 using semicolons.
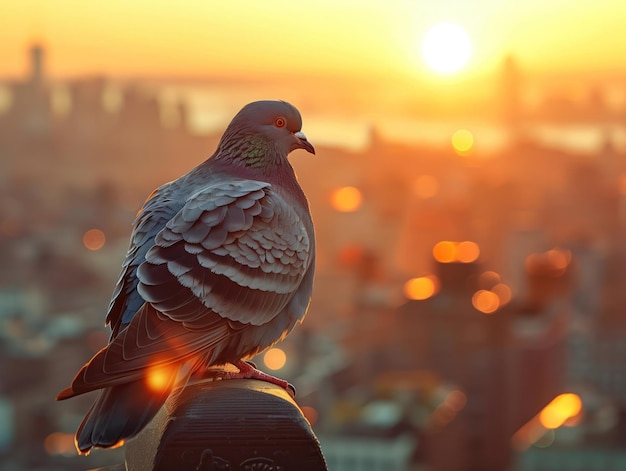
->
120;377;328;471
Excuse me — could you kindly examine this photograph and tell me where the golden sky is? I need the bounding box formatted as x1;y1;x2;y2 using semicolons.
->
0;0;623;80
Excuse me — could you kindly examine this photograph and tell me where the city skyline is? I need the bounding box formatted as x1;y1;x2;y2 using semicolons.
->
3;41;626;160
2;23;626;471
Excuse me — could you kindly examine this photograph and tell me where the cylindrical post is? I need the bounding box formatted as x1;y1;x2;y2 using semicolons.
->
112;377;328;471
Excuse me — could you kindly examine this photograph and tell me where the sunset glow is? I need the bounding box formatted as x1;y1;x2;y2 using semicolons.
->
421;23;472;74
0;1;623;80
5;0;626;467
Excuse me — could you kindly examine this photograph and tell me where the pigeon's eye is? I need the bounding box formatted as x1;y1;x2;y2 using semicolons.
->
274;117;286;128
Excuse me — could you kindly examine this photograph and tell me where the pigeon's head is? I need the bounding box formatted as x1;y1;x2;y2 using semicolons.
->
217;101;315;166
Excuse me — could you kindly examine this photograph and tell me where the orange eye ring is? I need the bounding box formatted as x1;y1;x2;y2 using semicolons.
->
274;117;286;128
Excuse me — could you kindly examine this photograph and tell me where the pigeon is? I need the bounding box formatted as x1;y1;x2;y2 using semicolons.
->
57;100;316;454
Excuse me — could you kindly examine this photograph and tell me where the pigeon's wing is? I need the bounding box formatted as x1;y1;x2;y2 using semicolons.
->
140;179;312;327
105;185;181;338
61;179;313;396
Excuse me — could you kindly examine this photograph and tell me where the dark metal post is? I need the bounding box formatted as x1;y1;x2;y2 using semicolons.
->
98;377;327;471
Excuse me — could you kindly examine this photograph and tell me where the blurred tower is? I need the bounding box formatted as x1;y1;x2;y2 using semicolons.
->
500;55;522;142
600;133;617;180
10;43;52;136
29;43;45;88
398;259;517;471
177;99;189;132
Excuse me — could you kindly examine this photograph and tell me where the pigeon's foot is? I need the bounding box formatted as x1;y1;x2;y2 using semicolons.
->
221;360;296;397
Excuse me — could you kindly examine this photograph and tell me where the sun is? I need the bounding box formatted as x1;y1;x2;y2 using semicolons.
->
421;22;472;74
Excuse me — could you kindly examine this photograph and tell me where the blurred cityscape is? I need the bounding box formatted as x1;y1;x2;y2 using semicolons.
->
2;43;626;471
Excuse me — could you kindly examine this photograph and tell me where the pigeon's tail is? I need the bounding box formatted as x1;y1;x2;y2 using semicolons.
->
75;371;178;455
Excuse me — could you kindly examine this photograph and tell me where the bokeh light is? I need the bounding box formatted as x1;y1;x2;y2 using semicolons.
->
330;186;362;212
263;347;287;370
533;429;556;448
472;290;500;314
83;228;106;251
433;241;457;263
429;388;468;430
456;241;480;263
525;248;572;276
491;283;512;305
433;240;480;263
539;393;583;429
44;432;76;456
403;275;439;300
451;129;474;155
478;271;501;288
546;248;571;271
525;253;543;273
445;389;467;412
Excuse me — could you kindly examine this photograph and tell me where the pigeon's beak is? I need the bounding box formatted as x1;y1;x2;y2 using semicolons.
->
294;131;315;155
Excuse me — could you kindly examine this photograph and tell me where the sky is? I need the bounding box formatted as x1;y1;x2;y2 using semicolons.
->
0;0;624;81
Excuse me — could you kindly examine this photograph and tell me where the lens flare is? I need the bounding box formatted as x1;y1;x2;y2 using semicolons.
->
146;365;171;392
